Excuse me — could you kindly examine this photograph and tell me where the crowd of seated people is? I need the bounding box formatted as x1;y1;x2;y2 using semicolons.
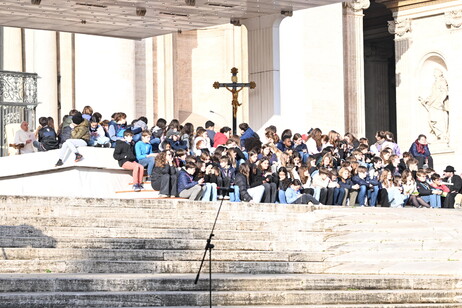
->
13;107;462;208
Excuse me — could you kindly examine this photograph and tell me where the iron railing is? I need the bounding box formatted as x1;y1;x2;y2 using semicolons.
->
0;71;39;156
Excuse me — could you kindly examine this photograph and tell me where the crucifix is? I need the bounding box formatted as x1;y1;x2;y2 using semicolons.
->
213;67;256;135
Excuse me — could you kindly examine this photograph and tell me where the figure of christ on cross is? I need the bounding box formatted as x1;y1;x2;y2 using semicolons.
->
213;67;256;135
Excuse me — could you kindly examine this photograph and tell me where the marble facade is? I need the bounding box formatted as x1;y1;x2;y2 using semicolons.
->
1;0;462;170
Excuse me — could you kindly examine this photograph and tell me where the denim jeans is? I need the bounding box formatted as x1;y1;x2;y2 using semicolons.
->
202;183;218;202
367;185;379;207
356;185;368;206
421;194;441;208
333;187;346;205
229;185;240;202
138;157;155;176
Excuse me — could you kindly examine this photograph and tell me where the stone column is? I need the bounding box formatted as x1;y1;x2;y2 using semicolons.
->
242;14;286;131
32;30;59;122
388;18;412;144
343;0;369;138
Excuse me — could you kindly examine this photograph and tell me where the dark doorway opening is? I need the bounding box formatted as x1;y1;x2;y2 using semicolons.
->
363;0;397;142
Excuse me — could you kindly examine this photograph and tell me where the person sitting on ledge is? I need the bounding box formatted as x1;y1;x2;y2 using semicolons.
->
33;117;59;152
113;130;144;192
409;134;433;169
55;112;89;167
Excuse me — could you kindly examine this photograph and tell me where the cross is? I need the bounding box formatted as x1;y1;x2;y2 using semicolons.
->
213;67;256;135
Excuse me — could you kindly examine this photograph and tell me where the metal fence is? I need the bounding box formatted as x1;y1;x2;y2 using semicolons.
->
0;70;39;156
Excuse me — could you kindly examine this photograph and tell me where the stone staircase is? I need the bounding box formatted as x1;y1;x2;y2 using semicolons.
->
0;195;462;307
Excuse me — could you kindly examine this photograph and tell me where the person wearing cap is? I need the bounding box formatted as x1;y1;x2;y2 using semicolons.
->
442;165;462;208
55;112;89;167
162;130;188;151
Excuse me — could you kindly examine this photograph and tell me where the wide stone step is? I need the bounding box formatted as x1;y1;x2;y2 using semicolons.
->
0;216;322;232
325;250;462;262
144;305;462;308
0;236;324;251
0;205;314;221
0;260;328;274
0;289;460;307
0;273;459;293
0;197;315;214
0;248;330;262
0;225;328;241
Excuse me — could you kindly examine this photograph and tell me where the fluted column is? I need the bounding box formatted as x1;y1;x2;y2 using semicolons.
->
343;0;369;138
242;14;286;130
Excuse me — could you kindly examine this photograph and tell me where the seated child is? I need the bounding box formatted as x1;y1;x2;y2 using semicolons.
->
135;130;156;176
151;150;177;198
88;116;110;147
34;116;59;151
285;179;320;205
416;171;442;208
352;165;379;207
113;130;144;192
178;162;205;200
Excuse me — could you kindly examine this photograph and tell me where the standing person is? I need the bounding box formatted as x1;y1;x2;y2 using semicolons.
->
113;130;144;192
33;117;59;151
409;134;433;169
441;166;462;208
151;150;177;198
205;120;216;147
14;121;35;154
135;130;156;177
55;112;89;167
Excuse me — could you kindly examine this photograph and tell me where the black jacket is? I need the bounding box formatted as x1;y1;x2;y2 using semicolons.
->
151;165;177;184
113;140;136;167
38;126;59;150
443;175;462;193
235;173;252;202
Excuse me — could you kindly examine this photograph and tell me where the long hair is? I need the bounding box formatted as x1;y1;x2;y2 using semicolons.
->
155;151;168;168
238;163;250;184
308;128;322;148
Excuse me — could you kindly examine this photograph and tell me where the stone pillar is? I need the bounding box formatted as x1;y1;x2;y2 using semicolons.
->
32;30;59;122
242;14;286;131
0;27;3;70
388;18;412;144
2;27;23;72
343;0;369;138
154;34;175;121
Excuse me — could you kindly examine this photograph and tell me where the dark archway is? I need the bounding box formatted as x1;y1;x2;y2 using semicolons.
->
363;0;396;142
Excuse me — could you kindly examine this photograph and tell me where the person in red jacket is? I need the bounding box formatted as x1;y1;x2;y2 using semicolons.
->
213;126;232;147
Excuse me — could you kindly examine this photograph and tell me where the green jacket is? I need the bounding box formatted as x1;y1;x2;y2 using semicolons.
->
71;119;90;141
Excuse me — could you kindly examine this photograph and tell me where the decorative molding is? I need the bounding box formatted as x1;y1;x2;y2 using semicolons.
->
445;10;462;29
345;0;370;13
388;18;412;37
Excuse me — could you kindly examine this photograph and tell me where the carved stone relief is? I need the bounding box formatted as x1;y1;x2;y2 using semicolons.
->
388;19;412;38
445;10;462;29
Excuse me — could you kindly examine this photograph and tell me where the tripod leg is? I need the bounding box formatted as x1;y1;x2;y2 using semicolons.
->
209;246;212;308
